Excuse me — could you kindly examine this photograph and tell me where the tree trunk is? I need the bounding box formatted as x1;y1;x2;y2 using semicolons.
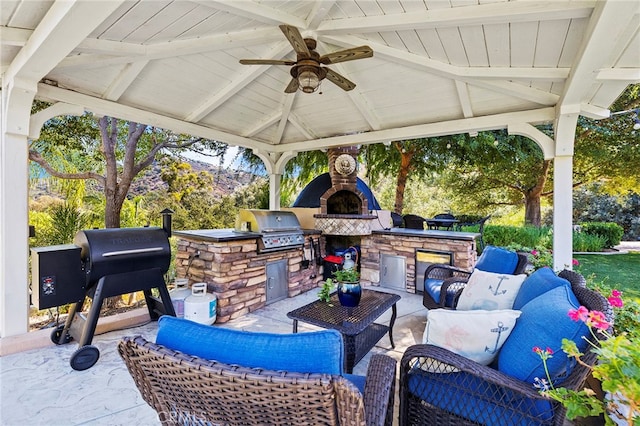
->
524;193;542;226
523;159;551;226
394;146;413;214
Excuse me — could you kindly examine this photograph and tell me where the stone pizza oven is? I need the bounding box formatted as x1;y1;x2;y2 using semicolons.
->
314;147;376;236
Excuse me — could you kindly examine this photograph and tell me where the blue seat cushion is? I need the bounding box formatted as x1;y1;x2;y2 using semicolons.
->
498;286;589;385
424;278;456;307
156;316;344;375
407;367;553;425
344;374;366;393
475;246;519;274
512;267;570;310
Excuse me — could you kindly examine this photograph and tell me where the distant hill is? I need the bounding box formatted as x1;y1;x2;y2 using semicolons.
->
30;160;260;202
129;160;258;199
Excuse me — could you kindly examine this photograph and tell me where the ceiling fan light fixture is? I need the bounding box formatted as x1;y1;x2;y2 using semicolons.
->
298;69;320;93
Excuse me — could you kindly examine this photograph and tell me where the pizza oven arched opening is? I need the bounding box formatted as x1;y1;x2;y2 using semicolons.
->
327;190;362;215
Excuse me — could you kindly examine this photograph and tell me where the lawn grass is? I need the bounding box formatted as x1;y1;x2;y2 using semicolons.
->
574;252;640;298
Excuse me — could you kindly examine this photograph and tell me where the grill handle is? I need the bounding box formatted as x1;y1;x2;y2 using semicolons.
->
102;247;164;257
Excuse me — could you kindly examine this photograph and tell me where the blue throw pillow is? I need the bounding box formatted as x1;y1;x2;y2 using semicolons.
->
498;286;589;385
475;246;519;274
156;316;344;375
512;267;570;310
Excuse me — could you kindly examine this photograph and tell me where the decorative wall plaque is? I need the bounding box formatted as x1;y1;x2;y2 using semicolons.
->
334;153;356;176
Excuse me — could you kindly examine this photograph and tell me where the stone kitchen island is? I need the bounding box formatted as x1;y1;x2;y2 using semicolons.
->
174;228;322;323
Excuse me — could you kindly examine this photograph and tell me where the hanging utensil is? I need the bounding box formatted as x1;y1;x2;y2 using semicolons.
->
309;237;317;278
301;240;310;269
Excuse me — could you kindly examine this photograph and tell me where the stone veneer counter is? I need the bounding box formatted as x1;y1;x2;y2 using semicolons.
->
173;229;262;242
361;228;480;293
372;228;479;241
173;228;322;323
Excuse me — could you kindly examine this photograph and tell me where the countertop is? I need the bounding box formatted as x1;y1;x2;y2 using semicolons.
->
173;228;321;242
372;227;479;241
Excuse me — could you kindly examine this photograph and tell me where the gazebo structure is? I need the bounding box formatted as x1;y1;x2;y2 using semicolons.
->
1;0;639;337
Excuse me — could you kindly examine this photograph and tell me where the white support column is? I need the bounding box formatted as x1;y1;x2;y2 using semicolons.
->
253;150;297;210
268;174;282;211
552;156;574;271
552;112;578;271
1;79;37;337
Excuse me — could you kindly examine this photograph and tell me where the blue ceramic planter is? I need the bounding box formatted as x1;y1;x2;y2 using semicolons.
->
337;281;362;307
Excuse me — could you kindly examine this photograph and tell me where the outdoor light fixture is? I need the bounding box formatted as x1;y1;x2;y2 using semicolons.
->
610;108;640;131
297;67;320;93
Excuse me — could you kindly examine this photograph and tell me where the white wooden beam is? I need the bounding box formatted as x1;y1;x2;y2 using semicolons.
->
272;107;556;153
5;1;125;83
288;115;316;140
103;61;149;101
36;84;274;153
317;1;595;34
194;0;306;28
321;35;569;80
559;0;639;107
306;1;337;29
580;103;610;120
57;28;282;69
332;64;382;130
29;102;85;140
185;40;292;122
323;35;560;105
273;94;295;144
596;68;640;82
455;81;474;118
0;27;32;46
508;123;555;160
244;111;281;137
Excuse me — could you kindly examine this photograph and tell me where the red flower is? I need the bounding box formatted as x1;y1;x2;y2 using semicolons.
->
587;311;611;330
572;259;580;266
568;306;589;322
608;295;624;308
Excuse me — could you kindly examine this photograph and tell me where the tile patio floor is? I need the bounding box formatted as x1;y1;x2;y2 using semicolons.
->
1;286;426;425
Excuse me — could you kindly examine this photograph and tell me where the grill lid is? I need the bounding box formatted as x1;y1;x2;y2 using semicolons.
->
235;209;301;233
235;209;304;252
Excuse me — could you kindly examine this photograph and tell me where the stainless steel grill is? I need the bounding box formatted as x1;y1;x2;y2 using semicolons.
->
235;209;304;252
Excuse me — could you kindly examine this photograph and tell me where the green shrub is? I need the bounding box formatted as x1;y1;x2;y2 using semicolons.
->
573;232;606;252
579;222;624;248
484;225;552;248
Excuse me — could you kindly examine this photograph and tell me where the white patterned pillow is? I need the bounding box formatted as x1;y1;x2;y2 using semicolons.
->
456;270;527;310
422;309;521;365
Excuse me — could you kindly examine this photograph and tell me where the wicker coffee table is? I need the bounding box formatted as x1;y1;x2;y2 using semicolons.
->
287;289;401;373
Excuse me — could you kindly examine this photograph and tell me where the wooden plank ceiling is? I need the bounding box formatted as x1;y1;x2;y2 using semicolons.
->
1;0;639;155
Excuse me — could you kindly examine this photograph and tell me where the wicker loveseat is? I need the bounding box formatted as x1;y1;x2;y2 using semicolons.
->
119;316;396;426
400;270;612;426
423;245;529;309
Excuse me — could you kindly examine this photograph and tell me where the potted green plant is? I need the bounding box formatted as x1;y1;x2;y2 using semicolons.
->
332;268;360;284
333;268;361;307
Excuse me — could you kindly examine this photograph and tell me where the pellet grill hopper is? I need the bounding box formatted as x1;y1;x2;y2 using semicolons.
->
31;218;176;371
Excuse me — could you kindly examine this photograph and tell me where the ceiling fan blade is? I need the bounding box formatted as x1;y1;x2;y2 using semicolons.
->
239;59;296;65
284;78;299;93
325;68;356;91
320;46;373;64
279;24;310;57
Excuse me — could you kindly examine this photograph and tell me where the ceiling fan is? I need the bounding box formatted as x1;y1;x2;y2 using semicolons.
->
239;25;373;94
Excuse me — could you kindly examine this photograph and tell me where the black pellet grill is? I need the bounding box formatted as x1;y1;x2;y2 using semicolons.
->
31;225;175;371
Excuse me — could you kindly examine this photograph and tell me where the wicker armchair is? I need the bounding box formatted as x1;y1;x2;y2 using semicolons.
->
119;335;396;426
423;246;529;309
401;275;612;426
